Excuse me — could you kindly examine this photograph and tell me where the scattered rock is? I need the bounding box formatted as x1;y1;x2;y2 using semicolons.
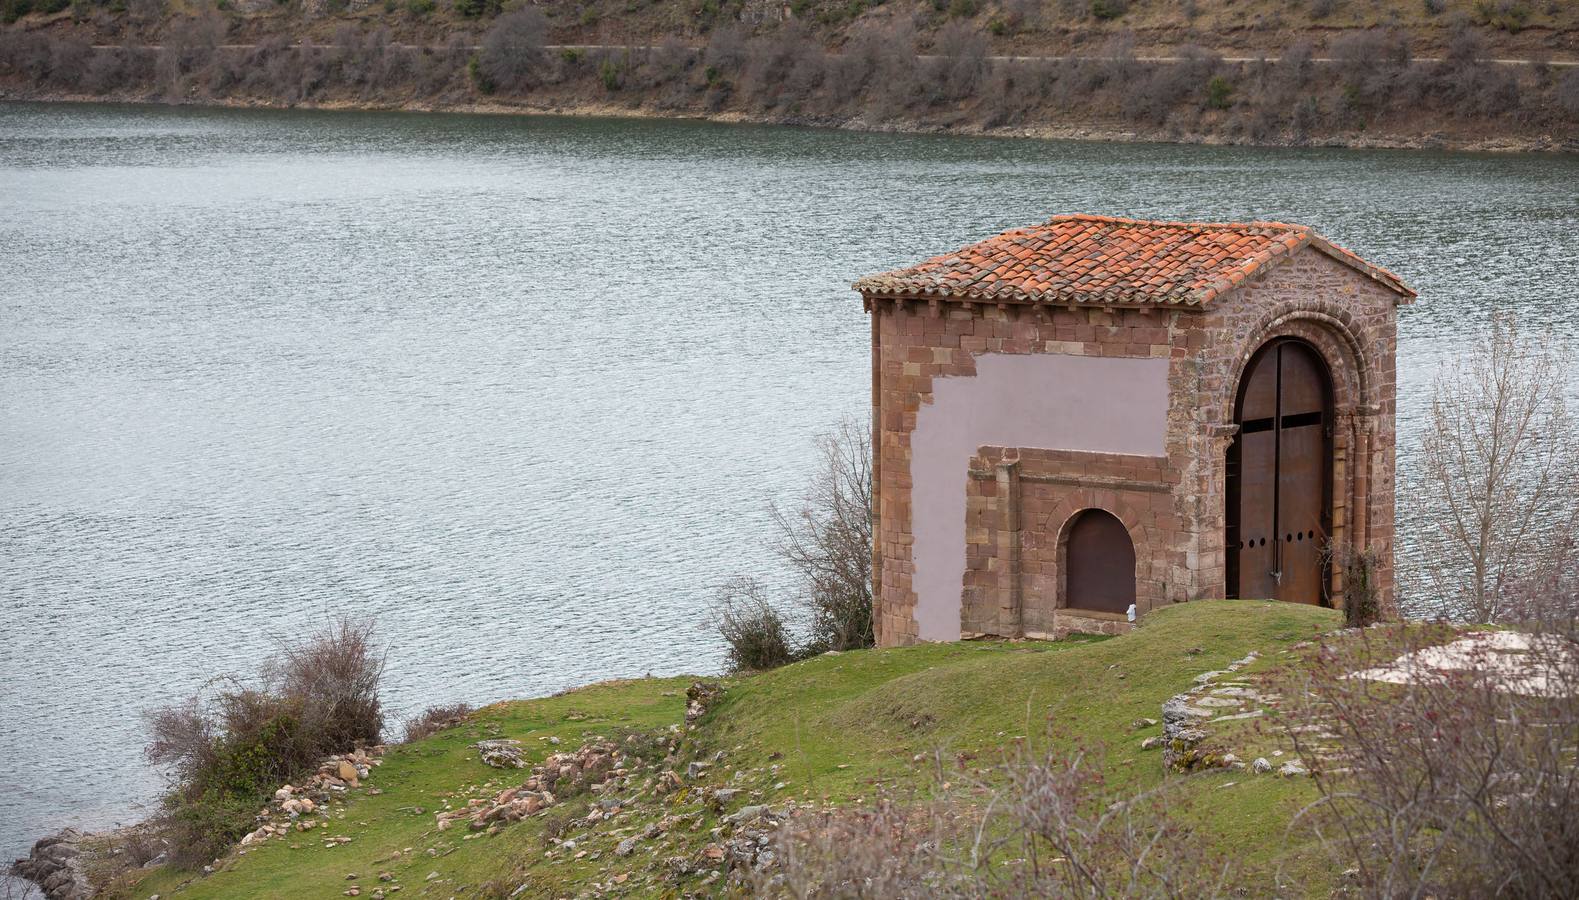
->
1140;736;1164;750
475;740;527;769
1279;762;1309;777
686;681;724;726
1210;709;1264;723
1252;757;1273;774
725;805;776;826
438;737;634;834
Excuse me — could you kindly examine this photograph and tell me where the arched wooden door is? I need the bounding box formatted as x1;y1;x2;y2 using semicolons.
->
1065;509;1136;614
1226;339;1332;604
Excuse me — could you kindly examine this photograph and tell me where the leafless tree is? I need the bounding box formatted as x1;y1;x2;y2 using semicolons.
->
713;418;873;667
770;417;873;653
479;9;549;92
1410;313;1579;623
932;20;988;102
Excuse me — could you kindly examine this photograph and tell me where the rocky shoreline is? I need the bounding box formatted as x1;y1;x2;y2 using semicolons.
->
9;746;386;900
2;87;1575;155
12;829;96;900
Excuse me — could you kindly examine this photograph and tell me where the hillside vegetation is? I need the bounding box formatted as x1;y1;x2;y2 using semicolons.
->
3;0;1578;148
113;600;1346;898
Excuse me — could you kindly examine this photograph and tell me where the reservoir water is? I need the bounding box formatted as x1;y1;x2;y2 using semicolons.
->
2;101;1576;870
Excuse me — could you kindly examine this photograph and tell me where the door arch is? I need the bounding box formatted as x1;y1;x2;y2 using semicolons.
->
1064;509;1136;615
1226;338;1333;605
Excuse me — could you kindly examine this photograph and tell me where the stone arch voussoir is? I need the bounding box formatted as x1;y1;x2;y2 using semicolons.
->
1222;304;1372;427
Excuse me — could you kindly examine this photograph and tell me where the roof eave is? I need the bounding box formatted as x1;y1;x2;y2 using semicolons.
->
853;285;1205;311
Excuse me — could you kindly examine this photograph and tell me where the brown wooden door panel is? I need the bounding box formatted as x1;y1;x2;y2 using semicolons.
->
1228;339;1332;605
1278;421;1326;603
1278;343;1328;417
1238;351;1279;421
1066;510;1136;614
1237;428;1278;599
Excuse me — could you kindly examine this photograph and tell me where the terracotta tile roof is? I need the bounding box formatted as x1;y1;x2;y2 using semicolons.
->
853;214;1414;307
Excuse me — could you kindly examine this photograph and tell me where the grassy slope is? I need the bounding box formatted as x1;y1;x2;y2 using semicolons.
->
126;600;1341;899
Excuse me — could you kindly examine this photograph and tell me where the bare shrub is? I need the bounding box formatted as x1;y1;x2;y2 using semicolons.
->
84;46;128;93
1473;0;1533;32
266;615;386;753
1277;39;1314;89
1409;313;1579;622
929;20;987;102
645;34;692;87
1122;46;1218;124
979;58;1052;127
145;695;218;794
761;742;1235;897
46;36;89;90
864;19;921;119
1328;30;1417;120
143;617;386;867
704;24;747;74
1328;543;1383;627
0;31;52;84
1046;31;1130;108
479;9;549;92
1003;0;1040;31
772;418;873;653
826;22;884;105
764;799;966;897
403;702;474;742
1278;616;1579;897
333;25;393;94
156;14;225;94
125;0;163;23
713;418;873;670
415;35;471;98
742;24;824;107
712;577;797;672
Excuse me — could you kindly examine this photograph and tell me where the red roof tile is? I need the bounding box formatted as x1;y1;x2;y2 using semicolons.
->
853;214;1414;307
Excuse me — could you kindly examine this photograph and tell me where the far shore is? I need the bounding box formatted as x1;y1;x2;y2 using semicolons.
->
4;88;1575;154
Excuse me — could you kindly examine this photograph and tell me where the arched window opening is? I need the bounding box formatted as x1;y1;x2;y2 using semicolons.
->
1064;509;1136;615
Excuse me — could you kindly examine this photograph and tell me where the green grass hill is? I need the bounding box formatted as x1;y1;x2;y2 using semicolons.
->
120;599;1346;899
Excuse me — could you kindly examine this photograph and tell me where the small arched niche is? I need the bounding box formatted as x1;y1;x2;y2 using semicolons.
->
1063;509;1137;615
